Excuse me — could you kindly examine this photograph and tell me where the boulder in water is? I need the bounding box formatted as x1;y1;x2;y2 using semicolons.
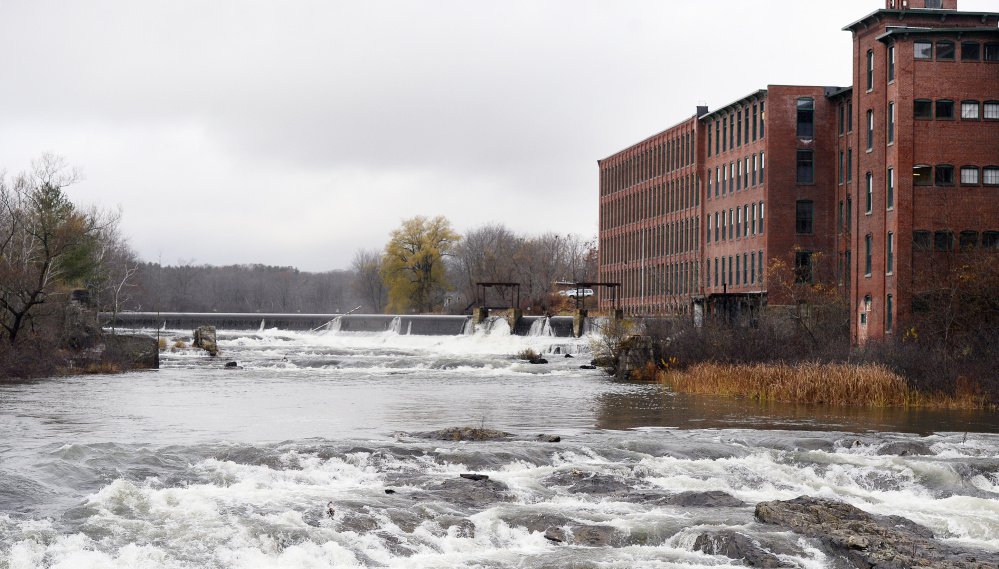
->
692;530;799;568
876;440;934;456
193;325;219;356
528;358;548;364
755;496;999;568
417;427;511;441
536;434;561;443
459;473;489;481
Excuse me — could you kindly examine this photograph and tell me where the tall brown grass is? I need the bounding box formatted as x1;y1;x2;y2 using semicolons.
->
659;362;992;409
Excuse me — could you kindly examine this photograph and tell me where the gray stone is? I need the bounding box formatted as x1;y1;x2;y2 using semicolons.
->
876;440;934;456
543;470;631;495
416;427;511;441
193;325;218;356
692;531;796;568
755;496;999;569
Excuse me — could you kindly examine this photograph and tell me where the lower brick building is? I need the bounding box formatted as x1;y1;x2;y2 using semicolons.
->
596;0;999;343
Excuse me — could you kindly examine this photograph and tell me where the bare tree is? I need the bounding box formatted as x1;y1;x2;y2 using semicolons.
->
351;249;387;313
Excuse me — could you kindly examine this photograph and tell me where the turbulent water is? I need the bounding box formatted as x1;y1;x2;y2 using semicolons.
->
1;323;998;568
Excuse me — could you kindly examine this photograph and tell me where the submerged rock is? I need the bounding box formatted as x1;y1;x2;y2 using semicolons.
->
692;531;796;568
755;496;999;568
416;427;512;441
536;434;561;443
421;476;513;509
459;473;489;481
544;525;620;547
876;440;934;456
542;470;631;495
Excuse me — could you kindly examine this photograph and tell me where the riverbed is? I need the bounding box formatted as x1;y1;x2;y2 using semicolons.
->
1;325;997;568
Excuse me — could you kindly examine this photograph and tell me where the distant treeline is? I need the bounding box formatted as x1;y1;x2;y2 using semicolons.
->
128;263;360;314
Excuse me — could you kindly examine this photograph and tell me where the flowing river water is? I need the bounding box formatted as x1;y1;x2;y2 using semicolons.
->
1;322;998;568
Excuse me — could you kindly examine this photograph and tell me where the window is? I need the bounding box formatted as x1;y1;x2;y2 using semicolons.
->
861;295;871;326
935;164;954;186
751;252;756;284
984;166;999;186
925;0;942;7
962;101;980;120
759;201;764;234
986;43;999;62
887;102;894;143
865;235;873;276
961;41;981;61
865;173;873;213
936;100;954;119
886;232;894;274
760;151;765;183
797;149;814;184
737;110;742;147
752;155;758;186
866;110;874;149
760;101;765;137
752;203;757;234
736;255;740;285
796;200;814;234
744;205;750;237
866;50;875;90
914;42;933;59
888;45;895;82
715;122;720;155
795;251;813;284
961;166;979;185
839;151;844;183
887;167;894;209
914;99;932;119
707;127;712;157
752;103;758;141
913;165;932;186
959;230;978;251
934;231;954;252
839;104;845;134
886;295;893;333
936;41;955;60
714;258;718;286
985;102;999;120
797;98;814;138
846;149;852;182
838;201;843;232
984;231;999;249
736;207;741;238
914;230;932;251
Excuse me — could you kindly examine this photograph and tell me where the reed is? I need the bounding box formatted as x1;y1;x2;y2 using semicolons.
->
659;362;992;409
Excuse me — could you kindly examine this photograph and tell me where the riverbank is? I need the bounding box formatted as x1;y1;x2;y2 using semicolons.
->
657;362;995;410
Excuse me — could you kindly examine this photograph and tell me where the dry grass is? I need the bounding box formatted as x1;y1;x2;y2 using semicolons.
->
659;362;992;409
516;348;540;361
158;337;168;351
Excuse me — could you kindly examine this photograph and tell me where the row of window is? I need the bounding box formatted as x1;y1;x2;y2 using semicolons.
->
707;202;765;243
914;99;999;120
599;174;699;230
600;217;701;264
858;293;893;333
913;230;999;252
605;261;700;299
705;252;765;288
599;132;696;196
914;41;999;62
706;100;765;157
708;151;766;197
914;165;999;186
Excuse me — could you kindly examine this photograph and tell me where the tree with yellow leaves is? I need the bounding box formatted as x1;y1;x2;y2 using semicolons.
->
380;216;460;313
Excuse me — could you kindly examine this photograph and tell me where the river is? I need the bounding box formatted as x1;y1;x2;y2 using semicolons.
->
1;323;998;568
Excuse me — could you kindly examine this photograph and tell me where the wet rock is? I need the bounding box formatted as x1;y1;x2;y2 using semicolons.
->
665;490;745;508
543;471;630;495
579;364;597;370
536;434;561;443
384;488;396;494
544;525;619;547
564;353;574;358
459;473;489;481
193;325;219;356
755;496;999;569
437;516;476;538
422;476;513;509
528;358;549;364
224;361;238;368
416;427;512;441
692;531;794;568
877;440;934;456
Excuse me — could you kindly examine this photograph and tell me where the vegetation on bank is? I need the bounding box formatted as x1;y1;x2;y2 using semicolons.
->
658;362;992;410
605;250;999;410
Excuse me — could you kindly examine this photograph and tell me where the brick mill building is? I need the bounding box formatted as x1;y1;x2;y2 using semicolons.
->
596;0;999;343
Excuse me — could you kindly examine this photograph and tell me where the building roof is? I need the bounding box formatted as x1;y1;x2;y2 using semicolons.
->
825;86;853;99
875;26;999;42
843;9;999;32
598;113;699;163
698;89;767;121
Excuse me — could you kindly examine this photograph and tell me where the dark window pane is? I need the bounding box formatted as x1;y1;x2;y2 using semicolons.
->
914;99;932;119
914;42;933;59
959;231;979;251
797;98;814;137
962;42;981;61
913;231;932;251
985;43;999;62
913;165;932;185
934;231;954;252
936;100;954;119
935;165;954;185
794;251;813;284
796;150;814;184
984;231;999;249
796;200;814;234
936;41;955;60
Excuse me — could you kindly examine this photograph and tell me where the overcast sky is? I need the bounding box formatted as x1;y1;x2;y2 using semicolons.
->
2;0;994;271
